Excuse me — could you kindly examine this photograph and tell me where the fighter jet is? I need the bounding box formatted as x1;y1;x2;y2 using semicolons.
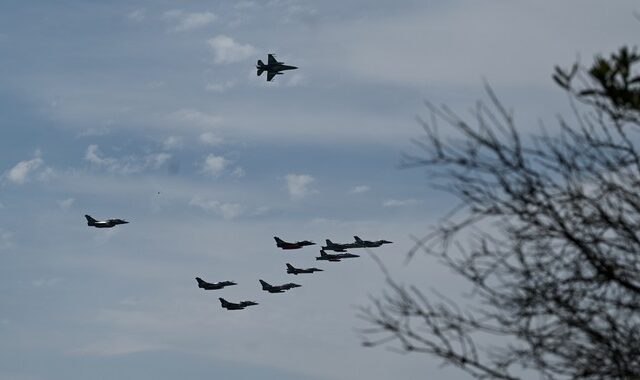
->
219;297;258;310
315;249;360;262
286;263;323;275
259;279;301;293
351;236;393;248
85;214;129;228
321;239;352;252
195;277;237;290
256;54;298;82
274;237;316;250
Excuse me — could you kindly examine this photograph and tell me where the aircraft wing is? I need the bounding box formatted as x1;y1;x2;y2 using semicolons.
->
267;71;277;81
268;54;278;65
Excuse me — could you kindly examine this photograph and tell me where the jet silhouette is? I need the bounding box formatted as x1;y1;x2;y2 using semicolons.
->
259;279;301;293
321;239;351;252
351;236;393;248
219;297;258;310
315;249;360;262
256;54;298;81
85;214;129;228
195;277;237;290
286;263;323;275
274;237;315;250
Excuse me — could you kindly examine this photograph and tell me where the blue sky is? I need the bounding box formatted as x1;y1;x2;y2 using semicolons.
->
1;1;638;379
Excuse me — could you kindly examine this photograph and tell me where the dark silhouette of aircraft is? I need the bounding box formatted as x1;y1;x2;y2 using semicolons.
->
85;214;129;228
315;249;360;262
259;279;301;293
321;239;351;252
274;237;315;250
219;297;258;310
195;277;237;290
352;236;393;248
286;263;323;275
256;54;298;81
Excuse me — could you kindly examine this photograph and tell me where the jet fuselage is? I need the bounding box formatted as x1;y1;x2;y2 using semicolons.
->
85;214;128;228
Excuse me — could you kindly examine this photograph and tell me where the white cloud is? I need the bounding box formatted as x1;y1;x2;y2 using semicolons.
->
286;174;316;200
146;153;171;169
5;152;51;185
163;136;184;150
201;154;229;176
207;35;257;64
126;9;146;22
218;202;244;220
85;144;114;166
84;145;171;174
58;198;75;209
199;131;223;146
382;199;423;207
0;229;13;251
188;197;244;219
164;10;217;32
205;80;235;92
349;185;370;194
231;167;245;178
171;109;222;128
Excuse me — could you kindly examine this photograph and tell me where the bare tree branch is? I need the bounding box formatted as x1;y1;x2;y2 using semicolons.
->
361;47;640;379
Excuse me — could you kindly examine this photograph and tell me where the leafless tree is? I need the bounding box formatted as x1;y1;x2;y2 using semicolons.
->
359;47;640;379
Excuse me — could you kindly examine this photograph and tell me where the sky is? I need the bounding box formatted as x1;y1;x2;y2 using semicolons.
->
0;1;638;379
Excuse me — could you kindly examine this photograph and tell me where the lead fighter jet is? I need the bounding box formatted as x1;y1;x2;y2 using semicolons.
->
259;279;301;293
256;54;298;81
195;277;237;290
351;236;393;248
274;237;315;250
85;214;129;228
315;249;360;262
286;263;323;275
219;297;258;310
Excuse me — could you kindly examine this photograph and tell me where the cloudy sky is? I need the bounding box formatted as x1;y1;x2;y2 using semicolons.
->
0;1;638;379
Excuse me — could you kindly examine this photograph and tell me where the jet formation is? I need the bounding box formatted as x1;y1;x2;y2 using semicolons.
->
85;213;391;310
195;235;388;309
85;214;128;228
256;54;298;82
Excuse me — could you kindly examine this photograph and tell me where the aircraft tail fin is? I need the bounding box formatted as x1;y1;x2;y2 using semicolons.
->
286;263;294;270
257;68;265;76
84;214;97;224
326;239;333;245
354;236;363;242
219;297;229;307
195;277;206;286
274;237;285;245
259;279;270;289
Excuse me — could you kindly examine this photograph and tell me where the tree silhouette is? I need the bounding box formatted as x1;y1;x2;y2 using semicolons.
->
359;47;640;379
